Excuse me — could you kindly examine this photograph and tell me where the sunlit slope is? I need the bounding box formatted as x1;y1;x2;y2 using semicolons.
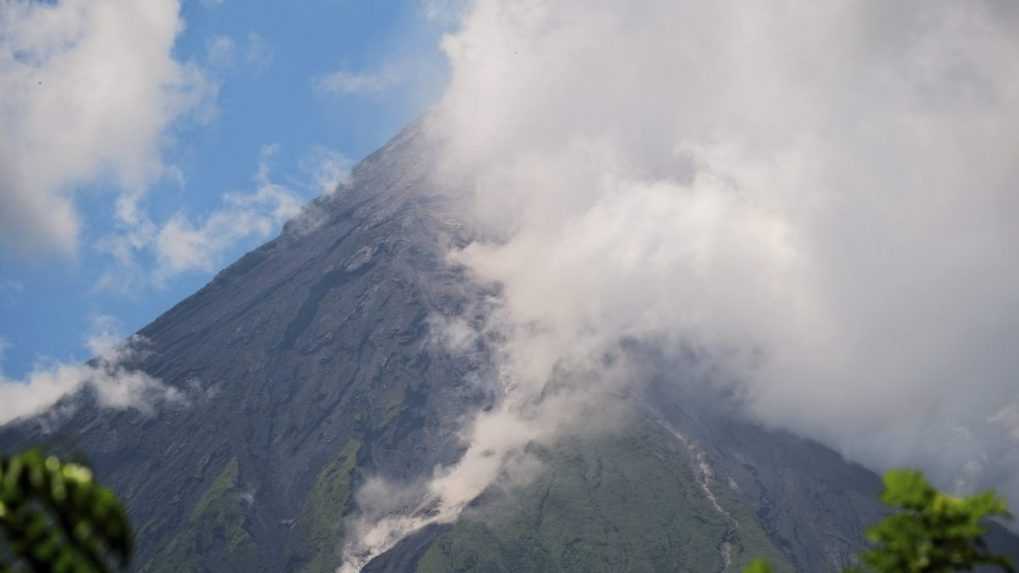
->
1;123;1014;573
413;418;793;573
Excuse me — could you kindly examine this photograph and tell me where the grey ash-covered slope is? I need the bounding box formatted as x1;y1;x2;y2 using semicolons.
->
1;124;1015;572
0;124;489;572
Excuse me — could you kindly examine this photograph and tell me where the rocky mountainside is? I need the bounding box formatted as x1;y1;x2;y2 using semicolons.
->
1;124;1015;572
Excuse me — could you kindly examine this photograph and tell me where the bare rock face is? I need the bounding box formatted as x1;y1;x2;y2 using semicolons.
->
1;124;1014;572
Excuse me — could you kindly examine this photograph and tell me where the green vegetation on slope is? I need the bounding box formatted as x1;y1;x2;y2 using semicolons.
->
380;385;407;428
297;438;362;573
142;457;256;573
745;469;1015;573
417;420;792;573
853;469;1014;573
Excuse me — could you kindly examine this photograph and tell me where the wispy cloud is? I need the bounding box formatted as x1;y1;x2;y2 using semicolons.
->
152;145;303;280
95;145;306;291
206;35;236;69
0;316;183;428
94;143;353;292
244;32;273;71
312;68;400;95
418;0;470;24
300;146;354;195
205;32;271;72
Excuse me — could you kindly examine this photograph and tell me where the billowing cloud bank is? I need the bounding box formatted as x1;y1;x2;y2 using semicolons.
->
343;0;1019;567
435;0;1019;494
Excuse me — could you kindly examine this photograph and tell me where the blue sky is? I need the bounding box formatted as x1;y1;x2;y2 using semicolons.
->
0;0;455;379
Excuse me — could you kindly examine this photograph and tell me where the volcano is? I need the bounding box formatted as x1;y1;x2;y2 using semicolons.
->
1;124;1015;573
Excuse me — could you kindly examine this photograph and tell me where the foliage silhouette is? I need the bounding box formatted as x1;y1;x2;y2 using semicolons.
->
0;450;131;573
744;469;1014;573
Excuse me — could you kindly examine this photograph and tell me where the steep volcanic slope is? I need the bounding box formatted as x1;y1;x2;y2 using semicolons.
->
360;385;887;573
0;125;490;572
1;125;1015;572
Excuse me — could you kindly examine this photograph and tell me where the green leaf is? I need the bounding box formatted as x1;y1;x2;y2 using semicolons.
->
0;450;133;572
743;558;774;573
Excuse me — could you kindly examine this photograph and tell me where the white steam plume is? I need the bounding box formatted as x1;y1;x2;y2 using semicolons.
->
341;0;1019;568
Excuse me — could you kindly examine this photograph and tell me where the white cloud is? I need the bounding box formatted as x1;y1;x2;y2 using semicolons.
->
344;0;1019;560
300;146;353;195
427;314;478;354
153;145;303;279
419;0;469;25
0;315;183;427
206;35;236;68
0;0;215;257
95;144;310;290
204;32;271;74
312;68;399;95
156;145;304;280
244;32;273;70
